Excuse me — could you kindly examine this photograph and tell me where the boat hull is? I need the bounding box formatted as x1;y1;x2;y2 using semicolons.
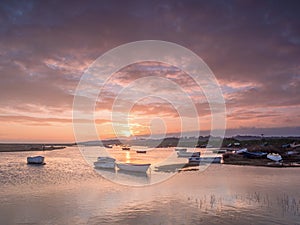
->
267;153;282;162
97;157;116;162
188;156;222;164
116;163;151;173
242;151;267;158
235;148;248;154
177;152;200;158
136;150;147;153
104;145;113;148
27;156;45;164
94;157;116;169
94;161;115;169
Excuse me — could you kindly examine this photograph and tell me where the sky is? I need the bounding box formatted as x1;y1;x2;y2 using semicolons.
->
0;0;300;142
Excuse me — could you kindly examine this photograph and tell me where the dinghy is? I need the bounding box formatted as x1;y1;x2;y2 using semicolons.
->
116;163;151;173
94;157;116;169
27;156;45;165
267;153;282;162
242;150;267;158
235;148;247;154
136;150;147;153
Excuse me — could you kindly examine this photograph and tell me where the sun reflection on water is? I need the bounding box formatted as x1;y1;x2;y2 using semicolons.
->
125;151;130;163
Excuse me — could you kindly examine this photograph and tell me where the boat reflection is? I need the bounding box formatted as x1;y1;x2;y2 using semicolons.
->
116;169;150;186
93;163;151;186
117;169;149;177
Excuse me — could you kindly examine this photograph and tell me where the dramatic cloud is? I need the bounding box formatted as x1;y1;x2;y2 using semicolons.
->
0;0;299;141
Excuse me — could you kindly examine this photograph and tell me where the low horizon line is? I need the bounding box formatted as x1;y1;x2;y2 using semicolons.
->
1;134;300;145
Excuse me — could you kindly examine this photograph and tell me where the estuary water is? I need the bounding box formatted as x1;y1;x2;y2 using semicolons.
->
0;146;300;224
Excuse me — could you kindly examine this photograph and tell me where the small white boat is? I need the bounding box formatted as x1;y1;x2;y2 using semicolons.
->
27;156;45;164
235;148;247;154
94;157;116;169
267;153;282;162
175;148;187;152
116;163;151;173
177;151;200;157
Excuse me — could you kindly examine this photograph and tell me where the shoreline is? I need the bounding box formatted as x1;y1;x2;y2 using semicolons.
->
0;144;69;152
0;147;66;152
222;151;300;168
1;143;300;168
223;160;300;168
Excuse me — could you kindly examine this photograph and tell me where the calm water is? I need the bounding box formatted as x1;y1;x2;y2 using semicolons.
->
0;146;300;224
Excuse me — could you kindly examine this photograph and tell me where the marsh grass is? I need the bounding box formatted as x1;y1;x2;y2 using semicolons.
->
186;192;300;217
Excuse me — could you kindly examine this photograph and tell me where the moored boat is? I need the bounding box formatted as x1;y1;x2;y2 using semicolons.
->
242;150;267;158
136;150;147;153
177;151;200;157
195;144;206;148
267;153;282;162
175;148;187;152
235;148;248;154
188;156;222;164
116;163;151;173
27;156;45;165
94;157;116;169
122;147;130;151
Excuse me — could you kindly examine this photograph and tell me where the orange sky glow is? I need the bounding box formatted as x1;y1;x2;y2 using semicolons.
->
1;1;300;142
